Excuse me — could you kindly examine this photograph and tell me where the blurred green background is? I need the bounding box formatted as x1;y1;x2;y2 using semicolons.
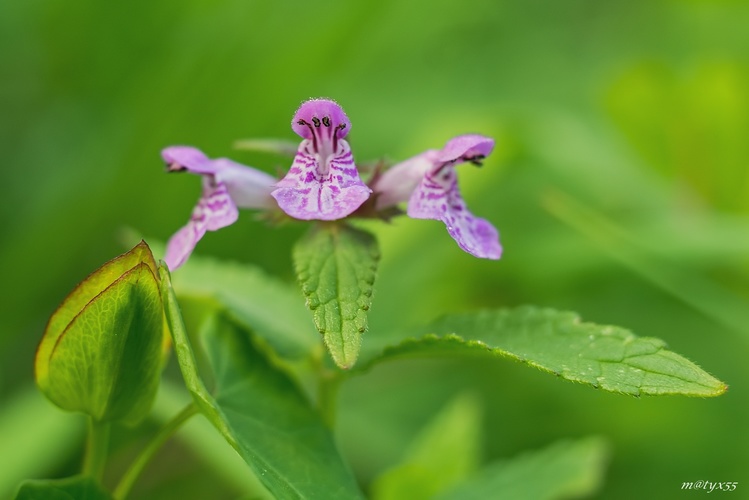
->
2;0;748;498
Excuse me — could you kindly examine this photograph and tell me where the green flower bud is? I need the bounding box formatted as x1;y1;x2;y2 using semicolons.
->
35;241;165;424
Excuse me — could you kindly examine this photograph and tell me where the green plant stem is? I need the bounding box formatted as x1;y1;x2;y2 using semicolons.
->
318;372;342;428
113;403;198;500
83;418;111;481
310;343;342;428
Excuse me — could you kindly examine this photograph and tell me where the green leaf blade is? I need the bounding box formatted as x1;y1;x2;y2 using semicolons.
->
203;315;363;499
36;241;158;389
160;266;364;499
42;241;157;346
371;393;482;500
437;437;608;500
36;242;164;424
15;476;112;500
293;224;379;369
358;306;727;397
168;252;318;360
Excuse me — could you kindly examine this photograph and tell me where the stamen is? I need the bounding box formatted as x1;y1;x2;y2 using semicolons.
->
332;123;346;153
322;116;331;127
312;117;321;127
297;119;318;151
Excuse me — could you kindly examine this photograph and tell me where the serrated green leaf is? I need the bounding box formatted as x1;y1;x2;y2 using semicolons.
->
160;265;364;499
15;475;111;500
293;224;379;369
371;393;482;500
357;306;727;397
35;241;164;424
437;437;608;500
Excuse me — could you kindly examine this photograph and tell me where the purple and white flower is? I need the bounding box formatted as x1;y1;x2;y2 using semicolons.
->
373;134;501;260
162;99;500;270
162;146;276;270
272;99;371;220
163;99;372;270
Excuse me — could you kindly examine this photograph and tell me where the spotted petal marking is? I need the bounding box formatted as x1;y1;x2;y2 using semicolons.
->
165;178;238;269
273;141;370;220
408;165;501;260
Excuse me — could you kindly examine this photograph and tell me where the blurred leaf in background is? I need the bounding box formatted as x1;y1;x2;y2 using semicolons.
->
1;0;748;498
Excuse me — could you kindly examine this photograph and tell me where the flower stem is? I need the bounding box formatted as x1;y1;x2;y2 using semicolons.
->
113;403;198;500
83;418;110;481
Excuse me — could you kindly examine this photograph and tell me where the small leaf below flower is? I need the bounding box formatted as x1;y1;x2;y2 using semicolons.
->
293;224;379;369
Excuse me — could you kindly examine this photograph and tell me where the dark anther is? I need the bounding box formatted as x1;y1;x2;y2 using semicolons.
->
166;162;186;172
297;119;307;125
322;116;331;127
467;155;486;167
311;117;321;127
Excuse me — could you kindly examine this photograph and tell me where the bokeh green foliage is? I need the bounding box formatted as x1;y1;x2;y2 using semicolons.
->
1;0;748;499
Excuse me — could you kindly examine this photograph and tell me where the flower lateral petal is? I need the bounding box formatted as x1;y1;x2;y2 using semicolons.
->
407;162;501;260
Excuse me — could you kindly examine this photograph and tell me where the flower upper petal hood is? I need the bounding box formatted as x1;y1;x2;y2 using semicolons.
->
435;134;494;163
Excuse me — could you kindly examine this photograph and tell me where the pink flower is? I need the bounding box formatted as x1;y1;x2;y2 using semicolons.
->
373;135;501;259
163;100;500;269
162;146;276;269
271;99;371;220
163;99;372;270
